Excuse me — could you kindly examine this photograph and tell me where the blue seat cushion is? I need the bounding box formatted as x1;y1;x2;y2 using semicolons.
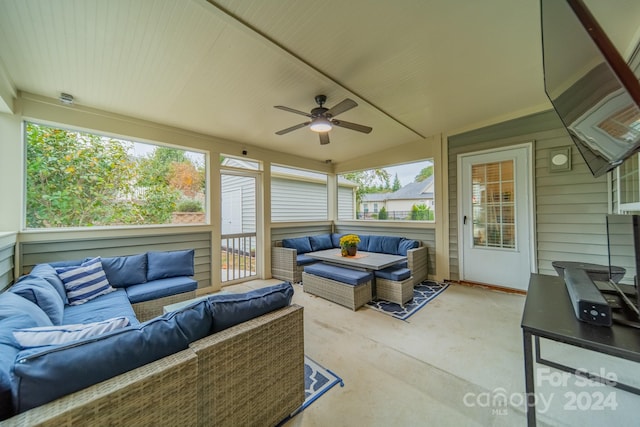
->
0;292;52;327
147;249;194;281
304;263;373;286
101;253;147;287
331;233;344;248
207;282;293;333
0;315;41;420
62;289;139;326
374;267;412;281
366;235;385;253
0;293;52;420
29;264;68;304
357;235;370;251
11;299;212;414
296;254;318;266
48;259;84;268
366;235;402;255
398;238;419;256
381;236;403;255
125;277;197;304
309;234;334;251
9;276;65;325
282;237;312;254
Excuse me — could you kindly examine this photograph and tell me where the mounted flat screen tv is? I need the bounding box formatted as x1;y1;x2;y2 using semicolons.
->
540;0;640;177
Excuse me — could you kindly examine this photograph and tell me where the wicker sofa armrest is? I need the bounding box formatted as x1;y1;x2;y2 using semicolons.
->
407;245;428;286
271;245;298;282
190;304;304;427
5;349;198;427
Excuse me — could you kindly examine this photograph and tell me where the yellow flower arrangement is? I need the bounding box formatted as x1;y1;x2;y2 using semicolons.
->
339;234;360;248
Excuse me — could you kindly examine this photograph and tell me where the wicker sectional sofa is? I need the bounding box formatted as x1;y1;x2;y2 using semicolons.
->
272;233;428;286
0;251;304;426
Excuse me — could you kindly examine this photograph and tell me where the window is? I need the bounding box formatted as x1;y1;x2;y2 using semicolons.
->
338;159;435;221
25;122;206;229
618;153;640;212
271;165;328;221
471;160;515;249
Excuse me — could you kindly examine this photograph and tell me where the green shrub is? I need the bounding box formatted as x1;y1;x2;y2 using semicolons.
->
176;199;203;212
378;206;388;220
411;204;432;220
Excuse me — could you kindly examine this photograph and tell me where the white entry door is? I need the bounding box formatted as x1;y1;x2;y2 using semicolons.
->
459;145;534;290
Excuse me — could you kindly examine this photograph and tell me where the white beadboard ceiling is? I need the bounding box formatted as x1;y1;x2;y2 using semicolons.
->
0;0;638;164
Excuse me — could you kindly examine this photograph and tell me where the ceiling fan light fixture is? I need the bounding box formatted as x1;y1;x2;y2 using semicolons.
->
309;117;332;132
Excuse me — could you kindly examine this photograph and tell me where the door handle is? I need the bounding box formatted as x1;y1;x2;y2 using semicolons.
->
463;215;467;225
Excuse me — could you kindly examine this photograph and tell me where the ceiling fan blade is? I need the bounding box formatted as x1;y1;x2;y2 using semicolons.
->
326;98;357;117
275;122;310;135
319;132;330;145
332;119;372;134
274;105;312;117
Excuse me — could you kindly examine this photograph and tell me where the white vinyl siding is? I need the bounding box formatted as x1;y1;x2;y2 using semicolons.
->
271;177;327;221
449;110;610;281
221;174;256;233
338;186;355;220
0;234;16;292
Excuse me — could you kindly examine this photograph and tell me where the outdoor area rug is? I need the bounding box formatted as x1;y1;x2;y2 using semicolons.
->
281;356;344;423
367;280;449;321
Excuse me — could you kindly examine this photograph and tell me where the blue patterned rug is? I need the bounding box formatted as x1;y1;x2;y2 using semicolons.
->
367;280;449;320
281;356;343;424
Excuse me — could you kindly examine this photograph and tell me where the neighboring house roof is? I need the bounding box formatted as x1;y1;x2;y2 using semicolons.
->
361;193;388;202
362;176;434;202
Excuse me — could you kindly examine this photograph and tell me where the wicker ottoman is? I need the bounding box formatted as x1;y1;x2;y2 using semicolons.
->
376;276;414;306
302;268;373;311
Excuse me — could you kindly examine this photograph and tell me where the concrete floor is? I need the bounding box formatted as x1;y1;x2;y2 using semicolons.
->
225;279;637;427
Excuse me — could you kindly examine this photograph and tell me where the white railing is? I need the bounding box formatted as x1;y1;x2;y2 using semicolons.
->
220;232;257;283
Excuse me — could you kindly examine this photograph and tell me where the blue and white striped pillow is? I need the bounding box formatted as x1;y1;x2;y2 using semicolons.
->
13;316;130;348
55;257;115;305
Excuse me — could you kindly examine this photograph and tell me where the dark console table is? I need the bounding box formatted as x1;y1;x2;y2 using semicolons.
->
521;273;640;426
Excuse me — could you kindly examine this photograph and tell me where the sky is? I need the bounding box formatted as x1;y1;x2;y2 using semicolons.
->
132;142;205;167
384;160;432;186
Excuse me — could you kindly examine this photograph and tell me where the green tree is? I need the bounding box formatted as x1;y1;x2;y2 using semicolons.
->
342;169;391;211
132;184;181;224
415;165;434;182
169;161;204;198
378;206;388;220
25;123;185;228
26;123;137;227
138;147;188;187
392;174;401;191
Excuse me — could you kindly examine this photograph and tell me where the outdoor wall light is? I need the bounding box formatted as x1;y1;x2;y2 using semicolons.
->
549;146;571;172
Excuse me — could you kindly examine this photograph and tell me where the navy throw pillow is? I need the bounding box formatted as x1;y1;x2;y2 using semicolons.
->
282;237;312;254
29;264;68;304
207;282;293;333
398;238;419;256
309;234;334;251
10;276;65;325
101;253;147;287
0;291;53;327
147;249;194;281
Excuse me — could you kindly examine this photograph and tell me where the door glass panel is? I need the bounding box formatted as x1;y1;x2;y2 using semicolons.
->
471;160;516;249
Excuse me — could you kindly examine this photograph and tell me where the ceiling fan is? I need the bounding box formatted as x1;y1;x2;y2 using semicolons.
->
274;95;372;145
